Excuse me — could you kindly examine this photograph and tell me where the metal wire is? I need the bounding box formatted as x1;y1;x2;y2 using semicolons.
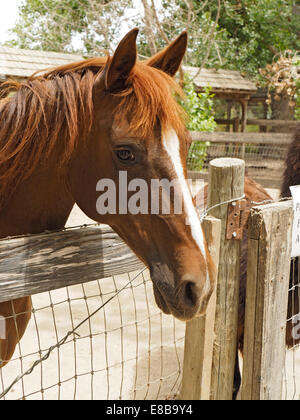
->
188;141;287;186
0;269;185;400
0;268;146;399
198;193;246;221
1;182;299;399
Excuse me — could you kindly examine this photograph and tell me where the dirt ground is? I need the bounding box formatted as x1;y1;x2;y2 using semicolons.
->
0;261;186;400
0;188;299;400
0;205;186;400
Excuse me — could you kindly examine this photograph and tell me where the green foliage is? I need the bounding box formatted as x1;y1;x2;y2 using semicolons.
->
181;74;216;132
210;0;300;78
159;0;300;80
180;75;216;171
4;0;132;54
4;0;300;83
4;0;299;121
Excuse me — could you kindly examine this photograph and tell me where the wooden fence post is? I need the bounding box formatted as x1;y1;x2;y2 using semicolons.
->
180;216;221;400
208;157;245;400
241;200;293;400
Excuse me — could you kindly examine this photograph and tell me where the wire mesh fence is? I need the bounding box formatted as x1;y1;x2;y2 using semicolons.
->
1;169;300;400
187;141;288;187
0;269;185;400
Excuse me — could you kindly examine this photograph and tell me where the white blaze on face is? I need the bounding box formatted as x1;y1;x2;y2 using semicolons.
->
162;129;207;262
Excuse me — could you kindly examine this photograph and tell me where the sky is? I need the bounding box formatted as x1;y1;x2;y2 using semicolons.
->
0;0;21;42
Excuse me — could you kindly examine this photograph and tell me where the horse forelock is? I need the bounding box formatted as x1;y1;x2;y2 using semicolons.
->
113;63;187;139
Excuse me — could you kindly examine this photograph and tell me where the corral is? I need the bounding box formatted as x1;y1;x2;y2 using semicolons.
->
0;209;186;400
0;155;299;401
188;131;295;189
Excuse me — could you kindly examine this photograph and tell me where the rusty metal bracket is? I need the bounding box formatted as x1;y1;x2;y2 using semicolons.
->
226;199;248;240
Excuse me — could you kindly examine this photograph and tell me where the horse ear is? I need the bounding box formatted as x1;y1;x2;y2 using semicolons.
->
96;28;138;94
145;32;187;77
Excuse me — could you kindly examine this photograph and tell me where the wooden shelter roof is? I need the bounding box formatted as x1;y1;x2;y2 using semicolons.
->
183;65;257;96
0;46;82;80
0;47;257;99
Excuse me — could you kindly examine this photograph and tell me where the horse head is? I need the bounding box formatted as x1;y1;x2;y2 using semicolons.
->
68;29;215;321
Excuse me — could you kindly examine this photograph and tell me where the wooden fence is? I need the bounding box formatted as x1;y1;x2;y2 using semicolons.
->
188;131;294;189
0;225;144;302
182;157;294;400
0;158;296;400
190;131;294;145
215;118;298;131
242;200;293;400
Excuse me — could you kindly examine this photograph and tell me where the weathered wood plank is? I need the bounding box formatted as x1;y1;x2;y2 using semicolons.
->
240;238;259;398
0;225;144;303
241;200;293;400
190;131;293;145
208;158;244;400
180;216;221;400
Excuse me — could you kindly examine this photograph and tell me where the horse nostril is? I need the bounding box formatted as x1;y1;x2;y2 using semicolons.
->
183;281;198;308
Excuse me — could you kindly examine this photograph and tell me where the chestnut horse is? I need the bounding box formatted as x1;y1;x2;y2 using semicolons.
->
0;30;216;367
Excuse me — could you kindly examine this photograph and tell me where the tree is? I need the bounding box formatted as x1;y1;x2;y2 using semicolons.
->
145;0;300;79
4;0;299;124
5;0;300;79
5;0;136;55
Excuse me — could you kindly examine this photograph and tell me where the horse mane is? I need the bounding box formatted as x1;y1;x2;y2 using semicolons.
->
0;57;185;209
281;123;300;198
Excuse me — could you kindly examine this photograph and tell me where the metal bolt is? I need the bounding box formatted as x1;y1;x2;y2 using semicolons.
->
232;232;237;238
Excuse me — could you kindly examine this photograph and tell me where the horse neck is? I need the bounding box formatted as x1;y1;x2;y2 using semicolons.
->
0;160;74;239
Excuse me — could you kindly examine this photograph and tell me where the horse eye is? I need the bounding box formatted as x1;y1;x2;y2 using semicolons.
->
116;149;135;162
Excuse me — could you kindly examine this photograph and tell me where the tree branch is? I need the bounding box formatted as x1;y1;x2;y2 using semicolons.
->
141;0;157;55
193;0;222;80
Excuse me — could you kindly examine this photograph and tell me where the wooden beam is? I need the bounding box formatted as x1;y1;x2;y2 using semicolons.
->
215;118;298;128
208;158;245;400
195;88;255;99
240;100;248;158
247;119;298;127
0;225;144;303
241;200;293;400
180;216;221;400
190;131;293;145
241;101;248;133
226;102;233;133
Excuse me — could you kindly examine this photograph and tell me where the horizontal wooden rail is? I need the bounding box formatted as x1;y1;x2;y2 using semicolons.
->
190;131;293;145
215;118;298;128
0;225;145;303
